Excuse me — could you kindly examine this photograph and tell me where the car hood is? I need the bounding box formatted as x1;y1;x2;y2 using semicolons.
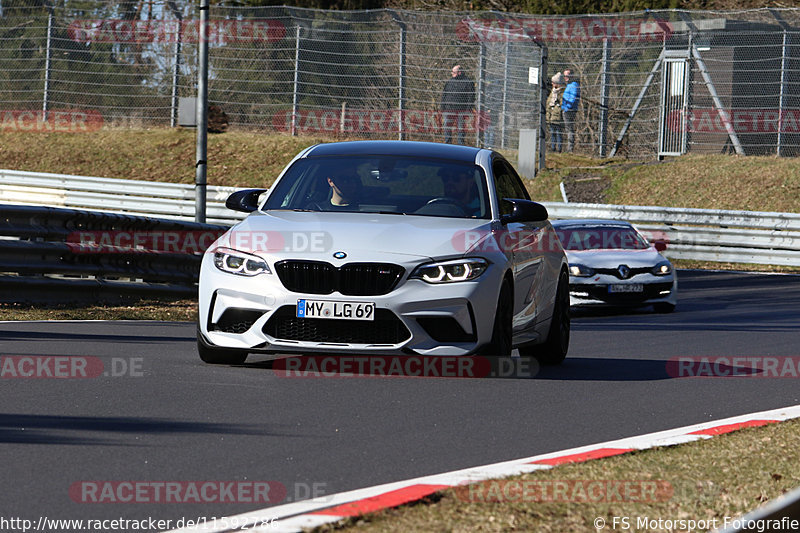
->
565;248;667;268
213;210;494;261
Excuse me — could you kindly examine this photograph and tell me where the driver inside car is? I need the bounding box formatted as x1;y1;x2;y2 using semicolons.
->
308;173;363;211
441;168;480;217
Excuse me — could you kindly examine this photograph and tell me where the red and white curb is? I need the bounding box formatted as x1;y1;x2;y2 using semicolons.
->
168;404;800;533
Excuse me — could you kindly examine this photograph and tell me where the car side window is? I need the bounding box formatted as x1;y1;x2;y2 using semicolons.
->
492;160;530;216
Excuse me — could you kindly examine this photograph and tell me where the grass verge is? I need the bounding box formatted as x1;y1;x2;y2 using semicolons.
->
0;299;197;322
0;128;340;188
531;153;800;212
314;418;800;532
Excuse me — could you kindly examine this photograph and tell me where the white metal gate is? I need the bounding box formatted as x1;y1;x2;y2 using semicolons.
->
658;53;690;157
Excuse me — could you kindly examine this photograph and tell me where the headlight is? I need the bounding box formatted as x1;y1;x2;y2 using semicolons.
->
652;261;673;276
411;258;488;284
569;264;594;277
212;247;271;276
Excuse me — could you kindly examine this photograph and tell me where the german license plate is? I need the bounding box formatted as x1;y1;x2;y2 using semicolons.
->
296;299;375;321
608;284;644;293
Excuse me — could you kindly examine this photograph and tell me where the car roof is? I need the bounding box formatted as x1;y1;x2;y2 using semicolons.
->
303;140;484;163
551;219;634;229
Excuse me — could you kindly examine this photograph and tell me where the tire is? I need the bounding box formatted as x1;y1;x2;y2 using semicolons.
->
653;302;675;314
524;271;570;365
481;280;513;357
197;331;248;365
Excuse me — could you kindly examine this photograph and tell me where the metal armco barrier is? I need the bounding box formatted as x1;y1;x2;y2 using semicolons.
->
1;169;799;279
0;204;228;303
543;202;800;266
0;169;246;225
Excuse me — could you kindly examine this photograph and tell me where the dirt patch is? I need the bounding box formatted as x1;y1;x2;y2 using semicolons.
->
561;172;611;203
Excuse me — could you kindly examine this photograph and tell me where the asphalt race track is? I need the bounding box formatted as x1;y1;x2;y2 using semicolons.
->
1;270;799;528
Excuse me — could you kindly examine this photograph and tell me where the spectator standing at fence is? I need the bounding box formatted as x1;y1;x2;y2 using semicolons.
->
441;65;475;145
546;72;565;153
561;69;581;152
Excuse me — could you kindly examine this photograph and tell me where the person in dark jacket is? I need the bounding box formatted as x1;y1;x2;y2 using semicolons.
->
441;65;475;145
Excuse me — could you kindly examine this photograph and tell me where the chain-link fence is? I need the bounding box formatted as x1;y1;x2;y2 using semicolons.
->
3;4;800;158
0;3;545;152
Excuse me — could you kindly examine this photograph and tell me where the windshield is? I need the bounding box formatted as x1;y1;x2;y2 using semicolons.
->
556;226;651;251
263;155;491;219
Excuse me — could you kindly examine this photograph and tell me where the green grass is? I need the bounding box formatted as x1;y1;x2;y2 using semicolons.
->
533;154;800;212
0;128;340;188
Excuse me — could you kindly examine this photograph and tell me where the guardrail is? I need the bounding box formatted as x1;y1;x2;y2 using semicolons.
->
543;202;800;267
0;168;247;225
0;204;227;304
1;169;799;267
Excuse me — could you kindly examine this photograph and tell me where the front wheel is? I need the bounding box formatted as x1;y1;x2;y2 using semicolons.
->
197;331;248;365
522;271;570;365
480;280;513;357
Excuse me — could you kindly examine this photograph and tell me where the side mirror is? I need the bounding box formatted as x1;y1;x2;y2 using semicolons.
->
500;199;549;225
226;188;268;213
653;240;668;252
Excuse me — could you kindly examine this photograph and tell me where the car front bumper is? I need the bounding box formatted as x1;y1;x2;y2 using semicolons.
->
567;273;678;307
198;253;504;356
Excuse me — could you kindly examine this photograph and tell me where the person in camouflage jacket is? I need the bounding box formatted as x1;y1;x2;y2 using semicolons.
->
546;72;565;153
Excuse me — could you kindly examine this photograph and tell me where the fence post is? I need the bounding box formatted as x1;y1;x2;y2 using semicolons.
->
501;40;509;149
598;37;610;157
291;25;300;137
398;21;406;141
538;44;548;173
195;0;209;224
42;8;53;121
778;30;788;156
476;43;485;147
170;16;183;128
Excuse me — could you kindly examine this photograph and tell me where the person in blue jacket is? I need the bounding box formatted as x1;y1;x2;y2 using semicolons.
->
561;69;581;152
